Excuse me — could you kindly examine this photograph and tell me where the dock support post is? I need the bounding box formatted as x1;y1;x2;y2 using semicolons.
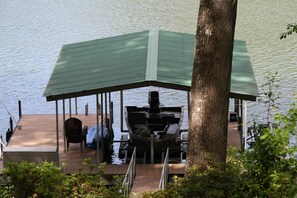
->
85;103;88;115
9;117;13;133
55;100;60;166
109;101;113;133
120;90;124;132
243;100;247;150
238;99;243;132
75;97;78;115
105;93;108;124
109;92;113;123
63;99;66;152
101;93;104;161
234;98;239;115
0;136;3;159
69;98;72;118
18;100;22;119
187;91;190;118
150;134;154;164
97;103;101;115
6;128;11;143
96;94;100;167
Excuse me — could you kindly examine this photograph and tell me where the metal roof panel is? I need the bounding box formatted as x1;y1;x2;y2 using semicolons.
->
44;29;259;101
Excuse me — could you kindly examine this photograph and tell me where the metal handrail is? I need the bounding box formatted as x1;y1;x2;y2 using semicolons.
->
0;136;6;160
159;147;169;190
121;147;136;196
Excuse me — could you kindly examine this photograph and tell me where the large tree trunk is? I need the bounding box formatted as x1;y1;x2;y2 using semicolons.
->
186;0;238;168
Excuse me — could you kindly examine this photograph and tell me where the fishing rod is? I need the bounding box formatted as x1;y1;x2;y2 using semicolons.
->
0;98;17;123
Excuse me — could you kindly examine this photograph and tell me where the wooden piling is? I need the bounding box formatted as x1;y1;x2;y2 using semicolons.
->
18;100;22;118
85;103;88;115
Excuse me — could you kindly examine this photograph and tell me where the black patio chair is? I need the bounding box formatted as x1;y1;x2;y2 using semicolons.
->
65;117;87;151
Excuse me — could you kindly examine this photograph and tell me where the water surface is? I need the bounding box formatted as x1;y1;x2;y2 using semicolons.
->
0;0;296;138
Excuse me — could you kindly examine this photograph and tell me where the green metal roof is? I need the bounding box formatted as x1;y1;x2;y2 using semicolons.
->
44;29;259;101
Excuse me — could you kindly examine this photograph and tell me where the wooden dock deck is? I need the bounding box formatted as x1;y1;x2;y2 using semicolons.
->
0;114;242;195
5;114;101;173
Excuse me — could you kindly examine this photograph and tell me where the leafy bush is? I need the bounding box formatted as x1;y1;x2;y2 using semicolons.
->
63;161;124;198
143;102;297;198
0;158;125;198
241;102;297;197
142;149;244;198
0;185;13;198
2;161;39;197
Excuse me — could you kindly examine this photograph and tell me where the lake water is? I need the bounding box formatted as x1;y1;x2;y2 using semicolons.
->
1;0;297;139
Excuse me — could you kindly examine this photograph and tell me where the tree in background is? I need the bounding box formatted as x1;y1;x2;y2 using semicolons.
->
187;0;238;167
280;23;297;39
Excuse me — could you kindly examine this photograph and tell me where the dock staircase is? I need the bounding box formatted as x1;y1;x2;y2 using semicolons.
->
121;148;185;196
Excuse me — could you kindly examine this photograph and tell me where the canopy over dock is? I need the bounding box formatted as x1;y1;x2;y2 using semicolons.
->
42;29;259;164
44;29;259;101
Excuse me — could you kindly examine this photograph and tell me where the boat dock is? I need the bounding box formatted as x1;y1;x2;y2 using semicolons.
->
0;113;241;195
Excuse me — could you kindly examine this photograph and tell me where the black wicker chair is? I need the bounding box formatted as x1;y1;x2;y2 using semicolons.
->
65;117;87;151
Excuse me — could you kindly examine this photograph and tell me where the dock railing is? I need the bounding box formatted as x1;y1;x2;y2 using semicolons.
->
159;147;169;190
121;147;136;196
0;136;6;159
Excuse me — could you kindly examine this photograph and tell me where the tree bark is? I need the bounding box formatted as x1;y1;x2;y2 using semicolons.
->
186;0;238;168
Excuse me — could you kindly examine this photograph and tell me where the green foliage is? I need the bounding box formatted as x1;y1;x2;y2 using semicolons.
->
0;185;13;198
1;161;66;198
144;130;297;197
144;78;297;197
2;161;38;197
0;158;125;198
257;71;280;128
142;153;244;198
241;103;297;197
280;23;297;39
35;161;66;197
64;159;124;198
